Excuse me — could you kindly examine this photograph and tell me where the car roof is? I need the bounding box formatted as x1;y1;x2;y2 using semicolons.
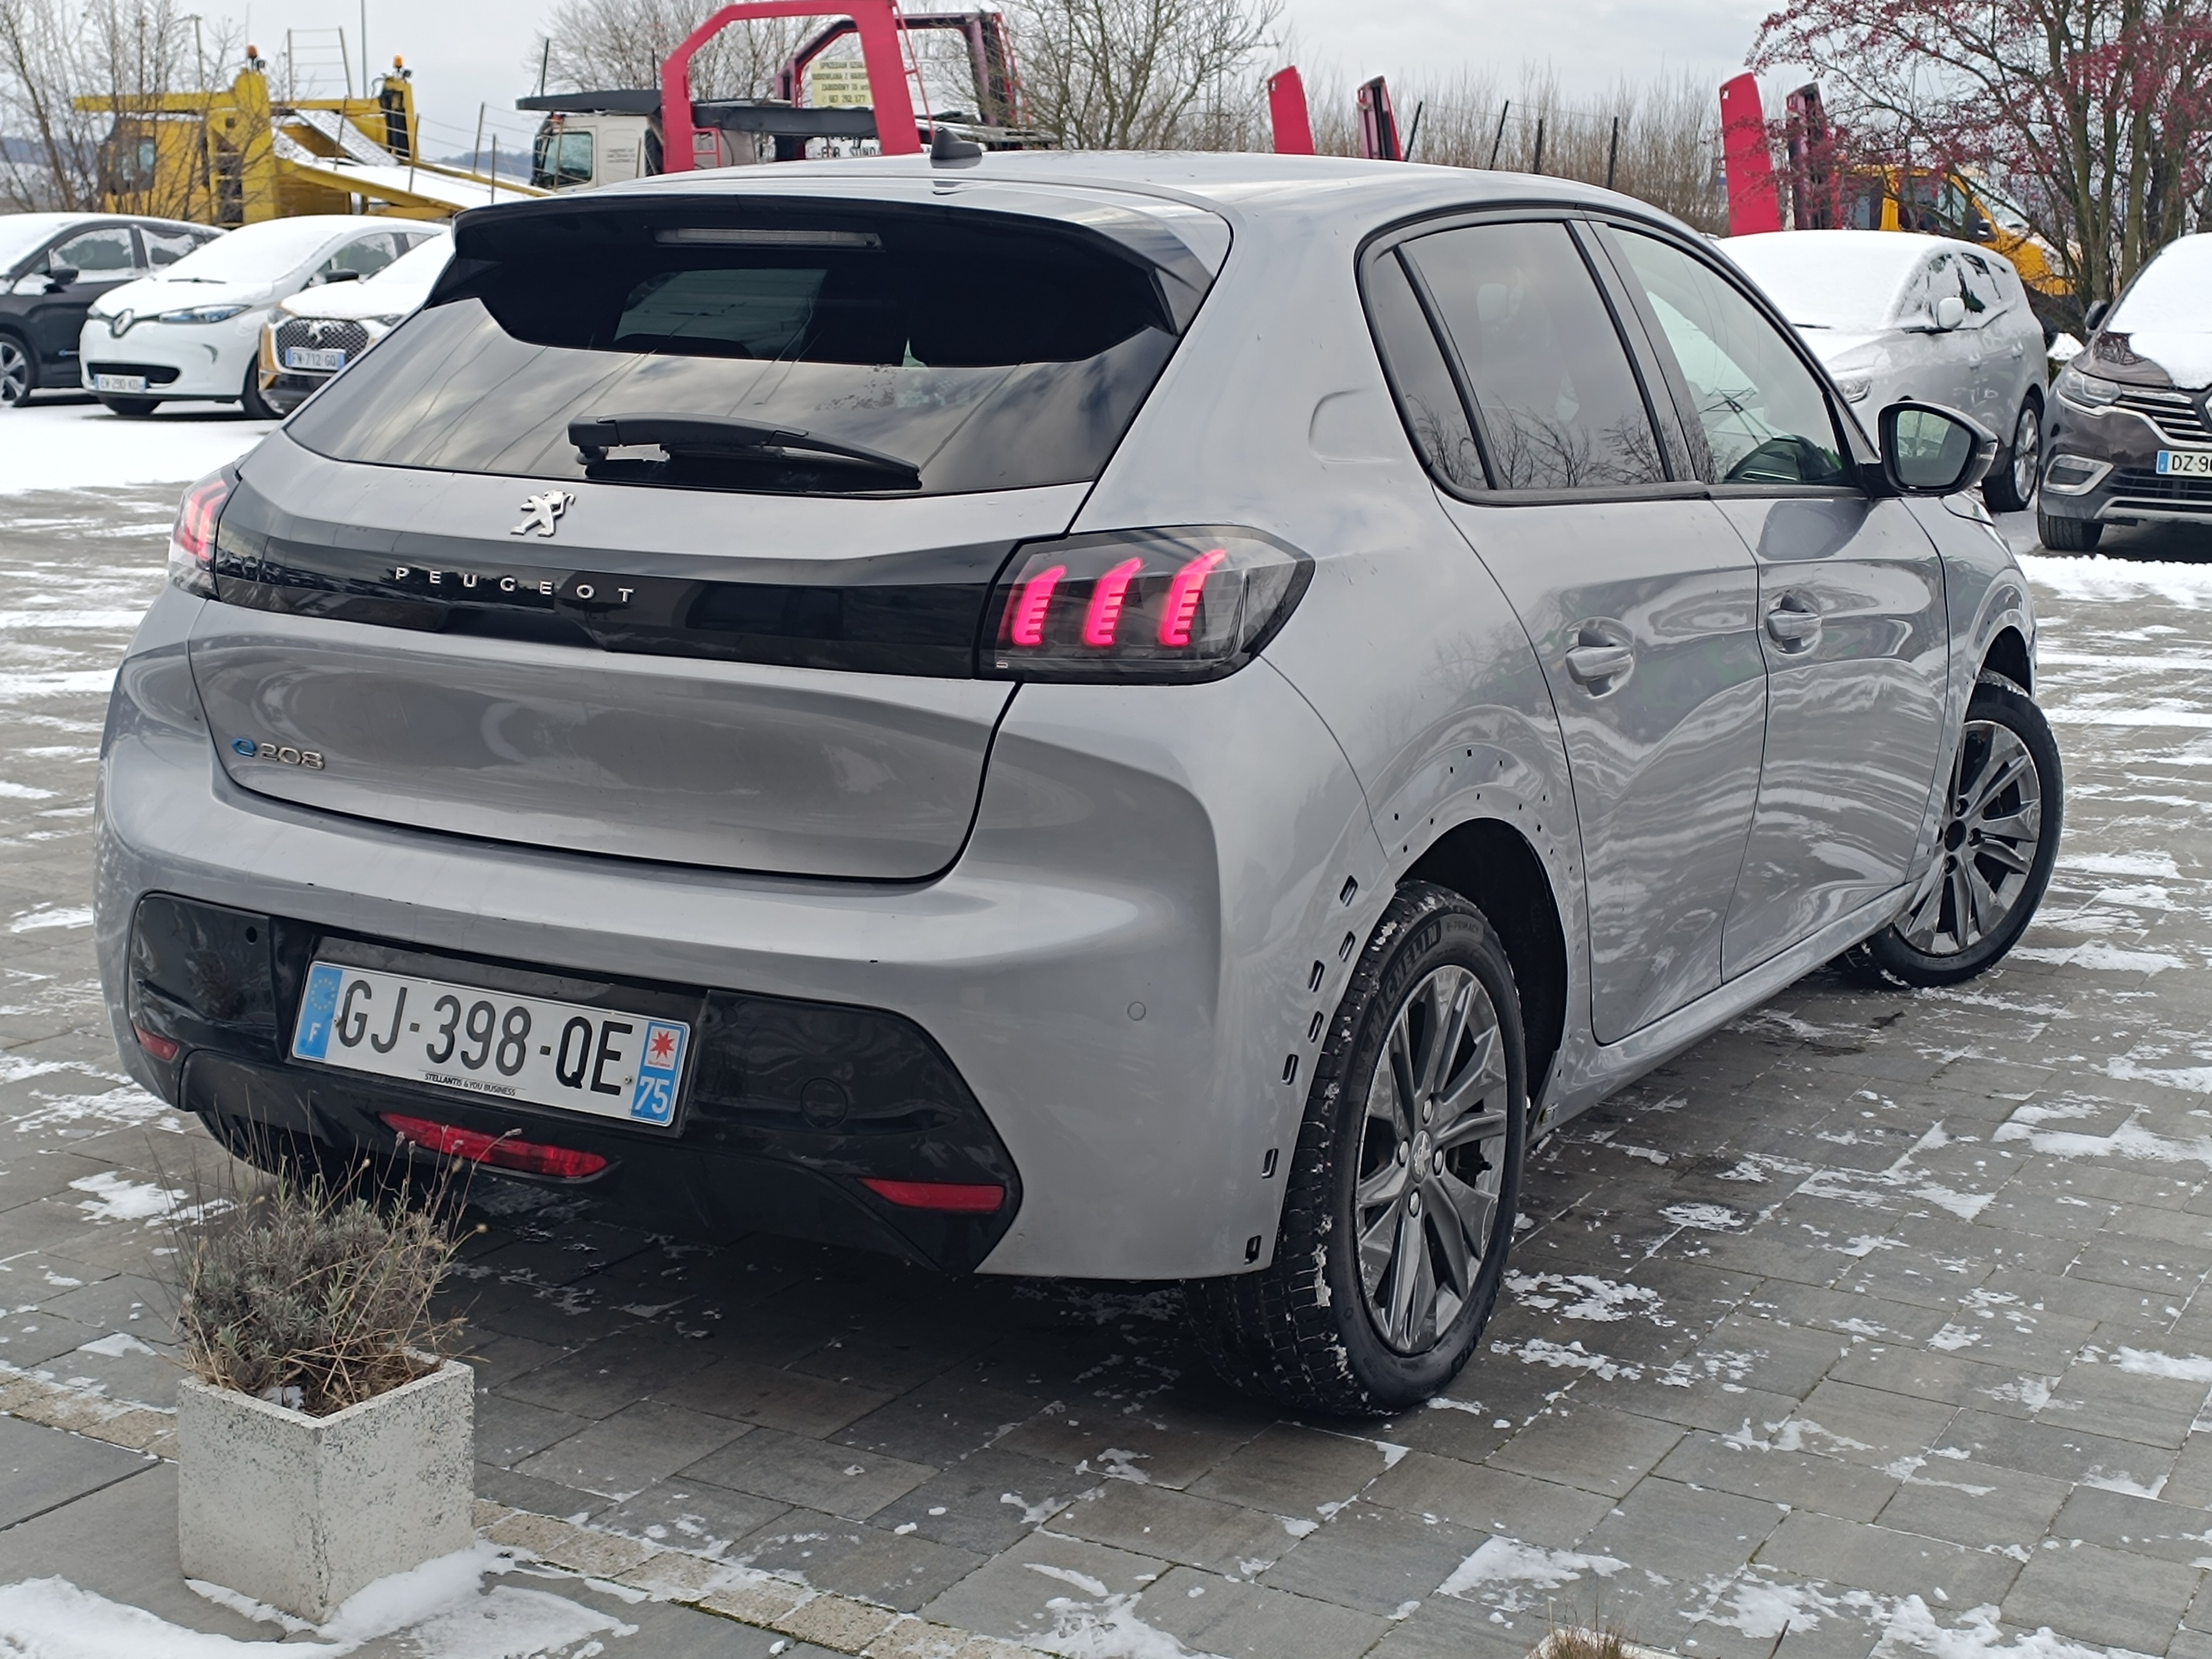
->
599;150;1683;237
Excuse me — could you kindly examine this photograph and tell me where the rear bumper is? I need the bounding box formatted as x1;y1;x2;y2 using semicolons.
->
128;891;1021;1273
96;583;1380;1278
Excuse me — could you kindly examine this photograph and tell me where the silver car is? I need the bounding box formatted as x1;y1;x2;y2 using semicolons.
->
95;155;2061;1414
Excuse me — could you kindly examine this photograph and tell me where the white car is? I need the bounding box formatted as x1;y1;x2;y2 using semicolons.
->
258;232;453;415
81;216;441;418
1725;229;2048;511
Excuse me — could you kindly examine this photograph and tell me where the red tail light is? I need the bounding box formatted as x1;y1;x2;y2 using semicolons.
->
169;466;234;597
983;528;1310;683
381;1113;609;1179
860;1177;1006;1213
133;1025;182;1062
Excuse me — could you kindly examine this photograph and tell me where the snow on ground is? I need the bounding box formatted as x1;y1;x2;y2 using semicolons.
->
0;399;273;496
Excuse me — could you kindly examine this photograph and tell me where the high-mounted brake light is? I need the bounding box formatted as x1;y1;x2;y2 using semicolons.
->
168;465;235;598
985;528;1310;684
381;1112;609;1179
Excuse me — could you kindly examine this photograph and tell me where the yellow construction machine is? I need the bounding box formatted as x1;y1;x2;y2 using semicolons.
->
77;48;543;227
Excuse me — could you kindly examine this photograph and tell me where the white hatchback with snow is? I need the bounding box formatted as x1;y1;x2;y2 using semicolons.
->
81;216;440;418
257;232;452;416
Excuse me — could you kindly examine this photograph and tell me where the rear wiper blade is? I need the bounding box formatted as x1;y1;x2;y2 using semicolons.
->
569;412;921;485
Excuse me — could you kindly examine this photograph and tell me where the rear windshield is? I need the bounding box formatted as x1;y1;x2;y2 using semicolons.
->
285;201;1192;497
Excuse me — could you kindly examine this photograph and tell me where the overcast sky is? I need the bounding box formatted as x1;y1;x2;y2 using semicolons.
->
233;0;1778;160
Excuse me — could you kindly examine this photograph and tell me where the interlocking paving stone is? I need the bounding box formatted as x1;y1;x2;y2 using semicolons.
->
593;1476;790;1555
1653;1428;1901;1522
2004;1539;2205;1655
1757;1509;2022;1607
515;1398;753;1501
678;1425;936;1521
867;1446;1082;1555
1874;1456;2072;1553
1256;1499;1487;1616
728;1509;986;1612
0;1412;151;1529
1048;1477;1303;1574
1186;1422;1396;1519
1363;1454;1615;1546
1480;1402;1683;1497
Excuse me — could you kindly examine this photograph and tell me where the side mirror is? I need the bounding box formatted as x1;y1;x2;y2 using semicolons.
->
2084;299;2109;331
44;265;79;292
316;268;363;285
1879;401;1998;496
1933;294;1966;330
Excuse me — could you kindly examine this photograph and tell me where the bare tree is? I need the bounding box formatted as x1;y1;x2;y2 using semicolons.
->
1005;0;1279;150
531;0;809;100
0;0;213;211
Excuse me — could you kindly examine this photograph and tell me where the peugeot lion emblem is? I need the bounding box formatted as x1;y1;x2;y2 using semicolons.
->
510;491;575;538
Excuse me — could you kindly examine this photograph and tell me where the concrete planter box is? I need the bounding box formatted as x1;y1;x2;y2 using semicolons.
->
177;1356;474;1622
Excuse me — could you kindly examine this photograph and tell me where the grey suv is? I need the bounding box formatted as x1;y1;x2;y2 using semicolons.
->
95;156;2060;1414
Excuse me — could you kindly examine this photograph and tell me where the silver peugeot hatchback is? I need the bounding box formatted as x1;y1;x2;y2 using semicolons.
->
95;154;2060;1414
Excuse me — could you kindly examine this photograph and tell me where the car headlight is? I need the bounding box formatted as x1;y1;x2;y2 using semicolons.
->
1836;375;1873;403
2055;364;2122;408
153;304;250;325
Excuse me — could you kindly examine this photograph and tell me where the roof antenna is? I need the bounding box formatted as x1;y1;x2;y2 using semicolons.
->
930;125;982;166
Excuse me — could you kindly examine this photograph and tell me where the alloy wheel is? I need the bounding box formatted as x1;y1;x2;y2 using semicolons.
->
1355;963;1511;1354
0;340;27;406
1896;718;2044;956
2011;403;2041;506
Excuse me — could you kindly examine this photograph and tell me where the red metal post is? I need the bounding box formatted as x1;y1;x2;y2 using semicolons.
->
1268;66;1314;156
1719;73;1782;235
663;0;922;170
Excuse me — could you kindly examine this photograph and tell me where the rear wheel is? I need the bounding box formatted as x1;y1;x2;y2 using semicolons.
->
1187;883;1526;1416
1843;678;2061;988
1984;397;2041;513
0;333;33;407
2037;509;2101;551
97;395;159;417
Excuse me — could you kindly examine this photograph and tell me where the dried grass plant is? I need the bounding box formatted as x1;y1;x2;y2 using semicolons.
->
159;1142;467;1417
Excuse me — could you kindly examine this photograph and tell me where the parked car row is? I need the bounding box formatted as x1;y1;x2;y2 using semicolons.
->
0;210;445;417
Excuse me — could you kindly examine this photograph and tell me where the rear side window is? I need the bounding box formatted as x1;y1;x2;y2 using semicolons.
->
1364;252;1482;490
1399;221;1667;492
286;203;1193;497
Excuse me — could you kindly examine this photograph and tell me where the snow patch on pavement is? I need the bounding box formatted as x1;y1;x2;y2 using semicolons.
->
1437;1539;1625;1610
0;403;272;496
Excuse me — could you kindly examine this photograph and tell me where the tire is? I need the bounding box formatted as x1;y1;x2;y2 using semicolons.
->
97;395;159;417
0;332;33;408
2037;509;2102;551
1983;397;2041;513
1186;882;1528;1416
240;358;279;421
1845;678;2061;988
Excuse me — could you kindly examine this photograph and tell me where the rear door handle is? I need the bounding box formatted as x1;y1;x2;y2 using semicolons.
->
1765;600;1822;652
1565;643;1635;688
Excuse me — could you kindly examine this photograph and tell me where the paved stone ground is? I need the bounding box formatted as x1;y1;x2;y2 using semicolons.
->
5;461;2212;1659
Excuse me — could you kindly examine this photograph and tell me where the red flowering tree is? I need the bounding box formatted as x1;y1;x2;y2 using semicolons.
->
1753;0;2212;320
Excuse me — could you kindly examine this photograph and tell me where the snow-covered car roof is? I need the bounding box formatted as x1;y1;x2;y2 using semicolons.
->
280;232;452;322
2111;233;2212;334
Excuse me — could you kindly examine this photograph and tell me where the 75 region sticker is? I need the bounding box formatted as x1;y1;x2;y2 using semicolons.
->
630;1020;686;1124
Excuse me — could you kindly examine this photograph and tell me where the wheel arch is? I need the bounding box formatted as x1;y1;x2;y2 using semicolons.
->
1980;624;2033;695
1402;818;1568;1106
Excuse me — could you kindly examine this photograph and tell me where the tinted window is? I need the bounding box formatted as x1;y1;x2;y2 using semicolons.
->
1364;250;1482;490
533;130;594;188
1402;221;1666;491
287;207;1187;497
319;233;400;282
1611;229;1853;488
142;224;210;268
49;226;134;273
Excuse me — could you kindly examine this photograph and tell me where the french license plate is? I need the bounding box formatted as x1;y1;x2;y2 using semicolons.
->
94;373;147;394
283;346;346;371
290;961;687;1126
2156;449;2212;478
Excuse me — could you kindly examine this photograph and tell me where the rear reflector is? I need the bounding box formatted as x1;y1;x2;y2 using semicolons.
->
133;1025;182;1062
381;1113;609;1179
860;1176;1005;1213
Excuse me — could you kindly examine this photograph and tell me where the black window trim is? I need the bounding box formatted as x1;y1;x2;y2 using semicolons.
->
1583;213;1880;502
1357;204;1712;510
